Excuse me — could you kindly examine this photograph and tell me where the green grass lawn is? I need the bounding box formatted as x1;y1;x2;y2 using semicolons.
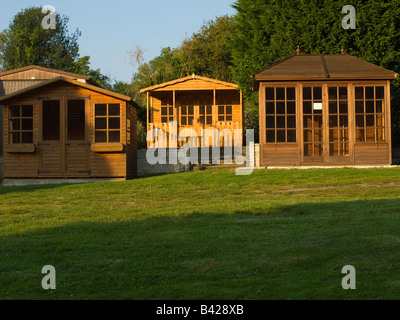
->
1;168;400;300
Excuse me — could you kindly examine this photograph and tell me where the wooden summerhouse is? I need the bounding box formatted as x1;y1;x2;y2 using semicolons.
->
0;75;138;180
140;75;243;148
253;52;398;167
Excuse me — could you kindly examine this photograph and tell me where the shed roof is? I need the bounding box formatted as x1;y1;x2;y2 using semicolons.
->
0;76;140;109
140;74;239;93
253;54;398;82
0;65;90;80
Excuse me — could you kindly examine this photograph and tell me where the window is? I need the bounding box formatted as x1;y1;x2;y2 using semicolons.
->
328;87;349;156
161;98;174;123
67;100;85;141
9;105;33;144
200;105;213;125
303;87;323;156
218;105;232;122
43;100;60;141
266;87;296;143
355;86;385;142
180;105;194;126
95;104;121;143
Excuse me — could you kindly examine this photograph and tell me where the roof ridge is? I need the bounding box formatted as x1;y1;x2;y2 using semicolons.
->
0;65;90;80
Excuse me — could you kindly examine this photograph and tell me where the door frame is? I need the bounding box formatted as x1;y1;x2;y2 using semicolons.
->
300;82;354;165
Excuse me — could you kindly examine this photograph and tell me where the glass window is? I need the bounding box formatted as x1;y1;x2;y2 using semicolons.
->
355;86;385;142
95;103;121;143
265;87;296;143
9;105;34;144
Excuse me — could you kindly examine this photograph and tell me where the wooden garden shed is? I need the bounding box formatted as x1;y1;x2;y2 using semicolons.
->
253;51;398;167
140;75;243;148
0;75;138;180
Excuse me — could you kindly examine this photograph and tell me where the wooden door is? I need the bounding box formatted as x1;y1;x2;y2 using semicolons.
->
39;100;63;176
65;99;90;176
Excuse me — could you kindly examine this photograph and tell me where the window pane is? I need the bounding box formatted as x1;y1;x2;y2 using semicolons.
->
22;106;33;117
200;106;205;115
339;102;348;114
109;104;120;116
266;102;275;114
95;104;107;116
329;115;338;127
376;87;384;100
218;106;224;115
366;128;375;141
376;101;383;113
366;101;375;114
303;116;313;128
207;106;212;114
169;107;173;115
266;88;274;100
276;116;285;128
277;130;285;142
181;117;187;125
340;115;348;127
365;87;374;99
287;87;295;100
188;116;194;125
22;132;33;144
161;107;168;115
10;119;20;131
95;118;107;130
11;132;20;144
206;116;212;124
287;116;296;129
226;106;232;114
376;114;384;127
356;115;364;128
95;131;107;143
303;102;312;114
356;101;364;114
355;87;364;100
329;87;337;100
181;106;187;116
287;130;296;142
9;106;20;118
304;130;312;142
366;115;375;127
330;129;338;142
329;102;337;114
22;119;33;131
266;116;275;129
287;101;296;114
357;129;365;141
226;116;232;121
161;117;168;123
303;87;312;100
377;128;385;141
266;130;275;143
304;144;312;156
188;106;194;115
109;131;120;143
109;118;120;130
313;87;322;100
276;88;285;100
339;87;348;99
276;102;285;114
314;116;323;128
42;100;60;141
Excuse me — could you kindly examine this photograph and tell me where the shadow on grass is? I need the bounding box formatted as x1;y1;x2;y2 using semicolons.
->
1;198;400;300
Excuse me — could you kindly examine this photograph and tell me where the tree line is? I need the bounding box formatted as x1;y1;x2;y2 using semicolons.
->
1;2;400;147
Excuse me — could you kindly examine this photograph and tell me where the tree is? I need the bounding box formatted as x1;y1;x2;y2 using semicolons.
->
0;6;111;89
0;7;87;73
229;0;400;145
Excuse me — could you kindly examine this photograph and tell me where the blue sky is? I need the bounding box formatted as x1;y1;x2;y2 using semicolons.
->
0;0;237;83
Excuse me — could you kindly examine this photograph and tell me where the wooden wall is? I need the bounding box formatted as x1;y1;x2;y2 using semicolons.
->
2;82;137;179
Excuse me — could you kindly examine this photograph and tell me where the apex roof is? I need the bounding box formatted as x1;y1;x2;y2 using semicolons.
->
253;54;398;82
140;74;239;93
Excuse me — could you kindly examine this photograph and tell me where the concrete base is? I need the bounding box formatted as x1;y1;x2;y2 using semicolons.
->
1;178;125;187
